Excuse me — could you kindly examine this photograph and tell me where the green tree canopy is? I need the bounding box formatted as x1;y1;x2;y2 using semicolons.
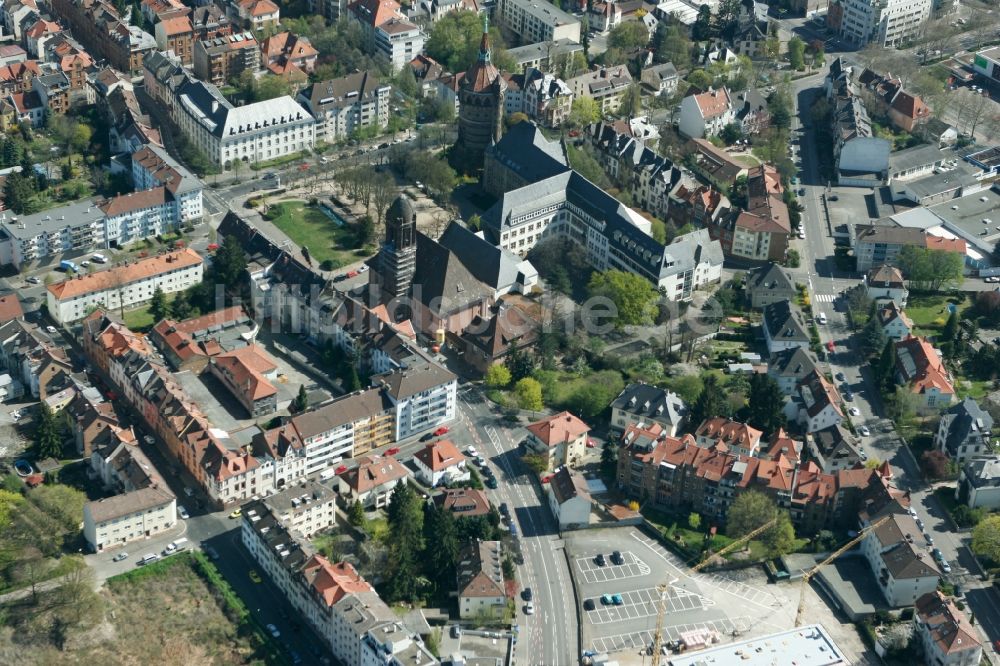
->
860;315;888;358
34;403;63;460
787;36;805;70
688;373;729;428
587;270;659;328
725;490;795;556
608;21;650;51
148;286;168;323
485;364;512;388
746;374;785;436
898;245;964;291
214;234;248;292
425;10;507;72
569;97;602;128
972;514;1000;563
385;482;425;601
514;377;544;411
652;22;691;69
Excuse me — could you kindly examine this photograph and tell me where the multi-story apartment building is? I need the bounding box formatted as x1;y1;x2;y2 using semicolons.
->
145;54;314;168
496;0;581;44
745;262;796;309
241;503;437;665
616;421;892;533
771;348;820;398
457;541;506;619
349;0;425;72
131;143;204;222
242;480;337;538
208;345;279;417
761;299;810;356
0;200;106;267
678;87;735;139
525;411;590;471
193;32;260;86
835;0;931;48
860;511;939;606
566;66;632;114
913;592;982;666
297;71;390;143
934;397;992;463
376;362;457;441
155;16;194;65
521;67;572;127
609;383;688;436
47;248;204;323
230;0;280;33
50;0;156;76
289;388;394;476
852;223;966;273
694;418;762;458
83;486;176;552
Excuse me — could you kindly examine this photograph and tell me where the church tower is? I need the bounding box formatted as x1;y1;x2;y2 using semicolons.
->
375;195;417;302
454;15;506;174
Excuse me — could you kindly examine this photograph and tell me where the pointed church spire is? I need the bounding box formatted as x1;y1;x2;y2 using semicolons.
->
479;13;491;63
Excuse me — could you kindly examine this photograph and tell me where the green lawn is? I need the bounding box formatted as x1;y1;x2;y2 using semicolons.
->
905;293;968;337
266;200;363;268
731;153;761;168
121;293;175;332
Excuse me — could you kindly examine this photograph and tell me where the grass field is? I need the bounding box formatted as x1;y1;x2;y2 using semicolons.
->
905;293;968;337
731;153;761;167
266;200;361;268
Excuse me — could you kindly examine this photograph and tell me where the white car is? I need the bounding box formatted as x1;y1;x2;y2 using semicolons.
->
177;505;190;519
848;407;861;416
524;602;535;615
358;265;369;273
816;313;828;325
858;425;870;437
46;325;57;334
266;623;281;638
465;446;478;457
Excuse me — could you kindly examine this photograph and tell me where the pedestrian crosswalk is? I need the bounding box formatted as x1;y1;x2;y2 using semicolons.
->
814;294;837;303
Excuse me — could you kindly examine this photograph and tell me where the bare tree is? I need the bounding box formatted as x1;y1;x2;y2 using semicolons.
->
371;174;397;226
15;547;49;603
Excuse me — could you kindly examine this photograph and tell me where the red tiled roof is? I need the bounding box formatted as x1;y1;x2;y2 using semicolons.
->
414;439;464;471
98;187;168;217
526;411;590;447
692;88;732;119
48;249;203;301
301;556;373;607
0;294;23;324
342;454;408;494
212;345;277;400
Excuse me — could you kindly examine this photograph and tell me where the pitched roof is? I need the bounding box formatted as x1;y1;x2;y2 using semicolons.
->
291;388;392;438
212;345;277;400
550;466;591;505
768;346;819;379
159;16;192;35
695;418;762;451
414;439;464;472
412;232;494;316
866;264;905;288
47;249;203;300
435;487;490;516
692;87;732;119
437;220;533;293
300;557;373;607
239;0;279;16
915;591;981;656
349;0;401;27
939;397;993;458
457;540;504;598
526;411;590;447
375;362;455;401
98;186;168;216
895;336;954;395
84;486;174;522
0;293;23;324
342;454;408;493
763;300;809;343
610;383;687;426
876;301;913;331
746;263;794;294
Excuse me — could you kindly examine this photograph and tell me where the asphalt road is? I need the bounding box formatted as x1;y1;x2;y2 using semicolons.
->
457;386;577;666
791;70;1000;659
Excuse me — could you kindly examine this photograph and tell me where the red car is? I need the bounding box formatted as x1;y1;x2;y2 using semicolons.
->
994;639;1000;653
207;243;219;251
541;474;553;483
433;426;450;436
385;447;400;456
335;465;348;474
586;438;597;448
826;340;835;352
346;270;359;278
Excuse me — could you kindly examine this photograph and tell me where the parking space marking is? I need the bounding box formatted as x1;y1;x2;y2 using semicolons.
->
590;617;752;654
585;586;713;625
575;551;651;584
630;531;781;610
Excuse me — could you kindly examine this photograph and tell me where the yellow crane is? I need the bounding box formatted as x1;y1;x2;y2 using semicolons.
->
649;517;779;666
793;515;891;627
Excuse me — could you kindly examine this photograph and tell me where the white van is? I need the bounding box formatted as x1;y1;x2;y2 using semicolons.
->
319;468;336;481
91;253;107;263
140;553;159;565
165;537;189;553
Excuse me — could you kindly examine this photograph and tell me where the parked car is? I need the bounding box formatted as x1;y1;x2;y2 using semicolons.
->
229;508;242;519
524;602;535;615
248;569;262;583
816;312;828;325
583;598;596;611
499;503;509;517
522;587;533;601
610;550;624;565
26;276;39;284
941;561;952;574
46;325;57;334
858;425;870;437
177;505;190;519
586;437;597;448
433;426;450;436
835;372;846;381
601;594;613;604
848;407;861;416
420;433;435;441
844;391;853;402
465;446;478;457
595;553;606;566
933;548;943;562
385;447;400;456
112;552;129;562
541;474;553;483
612;594;623;605
485;476;498;489
266;623;280;638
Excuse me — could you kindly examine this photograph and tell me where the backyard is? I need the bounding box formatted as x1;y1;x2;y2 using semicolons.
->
904;292;969;338
265;200;367;268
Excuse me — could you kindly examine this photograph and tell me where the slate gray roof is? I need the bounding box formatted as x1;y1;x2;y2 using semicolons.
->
762;300;808;342
175;75;310;139
413;232;493;316
506;38;583;67
376;362;456;401
610;383;687;426
962;456;1000;489
484;120;569;184
643;62;678;83
746;262;794;294
768;346;820;379
437;220;534;293
939;397;993;458
298;70;388;115
811;424;860;461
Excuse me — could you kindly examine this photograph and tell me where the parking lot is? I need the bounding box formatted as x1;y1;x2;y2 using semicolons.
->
565;527;789;657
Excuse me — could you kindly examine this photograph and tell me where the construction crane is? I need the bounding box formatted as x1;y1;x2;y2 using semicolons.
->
648;517;779;666
793;515;891;627
691;517;779;573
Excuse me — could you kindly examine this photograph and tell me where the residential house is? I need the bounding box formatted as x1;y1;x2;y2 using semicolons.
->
866;264;908;306
83;486;176;552
826;57;890;186
768;346;821;396
640;62;678;96
957;457;1000;510
860;511;940;607
895;336;955;410
876;301;913;340
695;418;762;457
806;424;862;473
521;67;572;127
49;0;156;76
935;397;993;463
231;0;280;32
337;454;409;508
191;5;233;41
678;88;735;139
683;138;748;190
709;164;789;262
913;591;982;666
207;345;279;417
413;439;469;487
609;383;688;436
525;411;590;471
260;31;318;76
734;88;770;135
746;262;796;308
566;66;632;114
454;303;539;375
547;465;591;529
457;540;506;619
297;71;390;144
348;0;425;71
761;300;809;356
435;487;491;518
244;480;337;538
788;370;844;433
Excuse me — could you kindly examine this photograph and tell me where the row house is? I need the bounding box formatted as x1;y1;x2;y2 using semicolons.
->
240;502;436;665
0;59;39;95
694;418;762;458
50;0;156;77
260;31;318;76
0;318;73;400
707;164;789;263
856;67;931;133
24;18;61;57
2;0;38;45
297;70;391;144
616;421;890;533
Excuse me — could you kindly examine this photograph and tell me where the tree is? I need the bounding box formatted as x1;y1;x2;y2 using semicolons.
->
746;374;785;436
348;499;366;527
719;123;743;145
942;310;959;343
686;69;712;91
688;512;701;530
884;385;918;423
422;503;459;586
425;10;508;72
971;514;1000;564
787;37;805;70
763;511;796;556
567;382;620;420
3;170;35;214
921;450;950;479
653;23;691;69
859;315;888;358
587;270;659;328
692;4;713;40
505;111;529;128
600;439;616;473
569;97;601;128
620;84;643;119
608;21;650;51
148;285;168;323
371;175;397;227
214;234;248;292
485;364;512;388
34;402;62;460
292;384;309;413
514;377;543;411
689;373;729;428
385;482;425;601
727;490;775;537
898;245;964;291
566;144;611;189
395;65;419;98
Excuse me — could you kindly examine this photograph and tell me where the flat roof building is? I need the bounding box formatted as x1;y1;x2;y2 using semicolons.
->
667;625;849;665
